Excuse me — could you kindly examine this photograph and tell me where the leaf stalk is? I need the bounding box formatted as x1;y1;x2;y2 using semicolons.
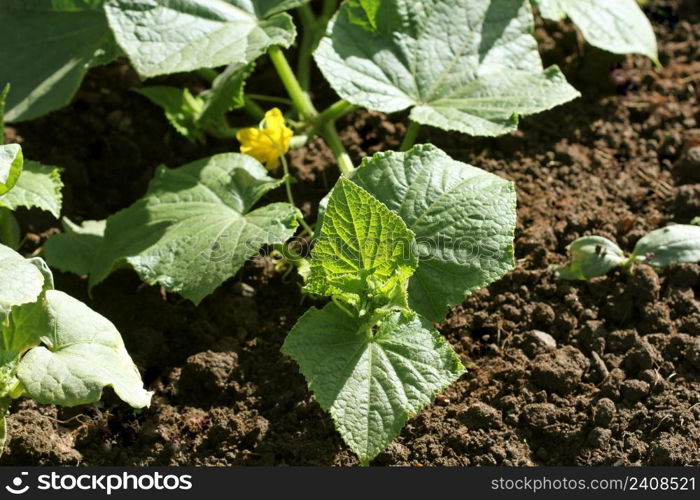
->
296;4;317;90
268;45;354;174
315;100;357;129
281;155;315;236
400;121;421;151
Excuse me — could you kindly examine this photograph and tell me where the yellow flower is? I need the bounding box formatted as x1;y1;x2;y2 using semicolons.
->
236;108;293;170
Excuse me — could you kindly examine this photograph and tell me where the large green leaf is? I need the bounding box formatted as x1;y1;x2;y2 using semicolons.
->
535;0;658;61
135;86;206;142
314;0;580;136
0;144;22;196
87;153;299;303
557;235;627;280
43;218;107;276
2;255;54;356
198;62;254;125
104;0;298;78
306;178;417;309
350;145;516;322
282;303;464;465
632;225;700;268
0;0;121;122
3;298;48;357
135;63;253;142
0;244;45;319
16;290;152;408
0;161;63;218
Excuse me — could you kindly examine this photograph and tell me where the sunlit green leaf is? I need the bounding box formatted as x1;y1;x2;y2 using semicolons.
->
306;178;417;310
315;0;579;136
87;154;299;303
535;0;658;61
0;0;121;122
282;303;464;465
105;0;298;77
351;145;516;321
0;161;63;218
17;290;152;408
557;235;627;280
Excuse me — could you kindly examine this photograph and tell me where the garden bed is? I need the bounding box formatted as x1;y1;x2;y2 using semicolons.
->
2;0;699;466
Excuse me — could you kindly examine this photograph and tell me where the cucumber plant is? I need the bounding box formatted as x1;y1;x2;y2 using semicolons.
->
0;245;152;452
45;143;516;463
283;145;515;464
0;87;150;454
0;0;584;149
558;224;700;280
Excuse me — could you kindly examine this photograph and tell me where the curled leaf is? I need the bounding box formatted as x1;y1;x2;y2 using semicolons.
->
632;225;700;268
557;235;627;280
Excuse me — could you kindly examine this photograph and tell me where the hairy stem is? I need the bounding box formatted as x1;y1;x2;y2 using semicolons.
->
268;45;317;121
195;68;218;83
296;4;317;91
269;45;354;174
321;123;354;175
400;121;421;151
242;96;266;121
315;100;357;129
281;156;315;237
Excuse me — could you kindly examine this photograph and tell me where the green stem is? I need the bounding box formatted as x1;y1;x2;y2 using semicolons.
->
0;84;8;146
309;0;336;51
281;156;315;236
196;68;219;83
273;242;307;268
242;96;266;121
332;296;357;318
246;93;293;106
268;45;317;121
269;45;354;174
400;121;421;151
315;100;357;128
0;208;20;249
298;3;318;30
322;123;354;175
320;0;337;26
297;4;317;91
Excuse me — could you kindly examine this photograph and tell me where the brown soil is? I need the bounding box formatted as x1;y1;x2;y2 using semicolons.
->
2;0;700;466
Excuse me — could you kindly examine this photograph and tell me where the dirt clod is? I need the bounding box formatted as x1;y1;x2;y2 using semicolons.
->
531;347;589;394
592;398;616;427
621;379;651;402
459;402;502;430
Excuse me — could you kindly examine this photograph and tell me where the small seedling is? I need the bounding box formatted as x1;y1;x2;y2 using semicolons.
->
558;224;700;280
0;243;151;453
